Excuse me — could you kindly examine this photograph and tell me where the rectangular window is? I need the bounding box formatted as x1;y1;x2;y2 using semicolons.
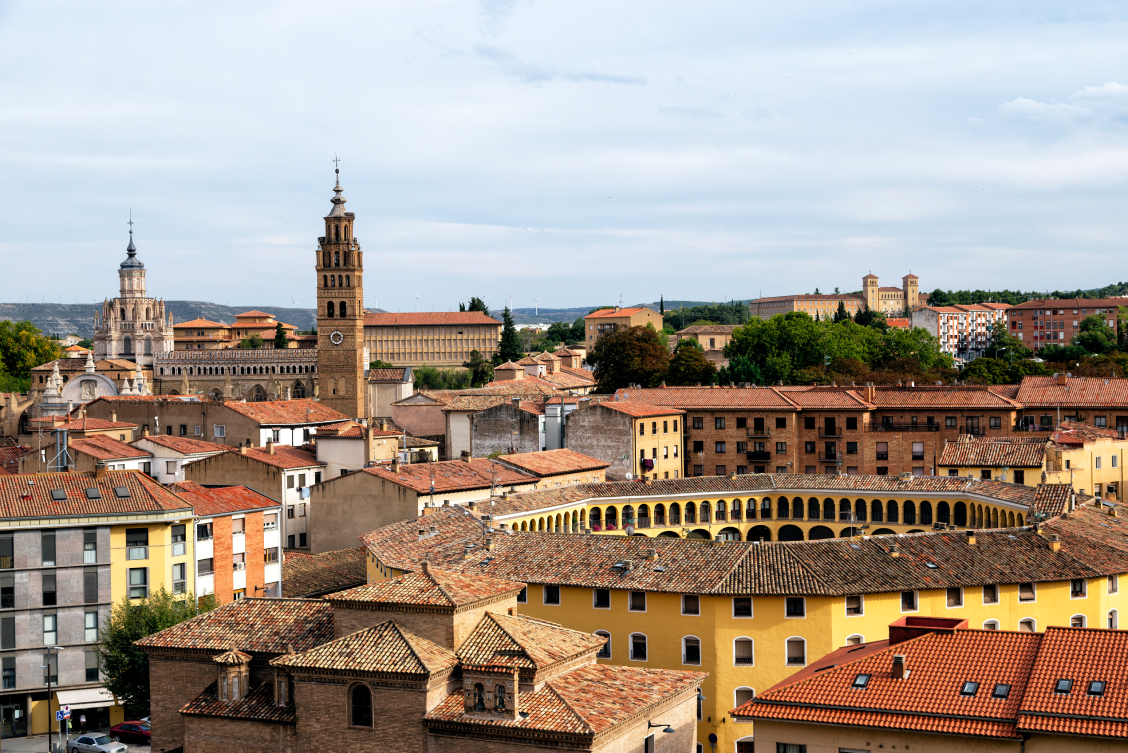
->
651;422;657;435
287;475;296;489
692;417;704;430
43;651;57;685
593;589;610;609
517;587;527;603
901;591;918;611
990;416;1002;429
544;585;560;605
128;567;148;599
83;529;97;564
1019;582;1036;602
1096;416;1108;427
776;442;787;454
41;531;56;567
84;567;98;603
715;441;726;453
1096;457;1102;470
1071;579;1087;598
214;424;226;438
43;613;57;645
166;460;178;475
0;616;12;650
1;656;13;689
786;638;806;667
692;440;704;453
785;597;805;617
1110;575;1119;594
804;441;815;454
912;442;924;460
629;591;646;611
232;517;245;534
736;441;747;453
983;584;999;604
736;417;747;429
42;572;56;607
946;416;957;428
734;638;753;665
733;596;752;617
715;465;726;476
804;417;815;430
0;573;11;609
85;611;99;642
631;634;647;661
233;553;246;571
684;637;701;665
86;649;99;682
946;587;963;607
682;594;700;615
179;424;187;436
264;547;280;564
846;595;863;615
197;522;213;540
639;423;645;437
1014;469;1025;484
846;441;857;454
126;528;148;560
715;417;725;430
693;464;703;476
172;563;187;594
776;417;787;428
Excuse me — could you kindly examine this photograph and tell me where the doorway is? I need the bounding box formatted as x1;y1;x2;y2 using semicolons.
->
1;700;28;738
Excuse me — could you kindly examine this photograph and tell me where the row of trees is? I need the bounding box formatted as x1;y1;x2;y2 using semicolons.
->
0;320;61;392
960;316;1128;384
928;282;1128;307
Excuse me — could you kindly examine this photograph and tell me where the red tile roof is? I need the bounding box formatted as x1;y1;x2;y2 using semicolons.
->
136;597;334;653
133;435;231;455
938;437;1047;469
281;547;368;598
584;307;658;319
364;312;500;326
752;294;865;304
360;457;535;494
1009;298;1128;310
0;470;189;519
1050;420;1125;446
222;399;351;425
32;417;137;431
0;446;33;475
173;318;229;329
600;400;686;418
869;385;1021;409
180;680;294;724
1016;376;1128;408
497;449;610;478
170;481;280;517
233;310;275;319
616;386;799;410
367;367;410;382
239;445;324;470
68;435;153;462
272;620;457;676
457;612;605;673
677;324;740;334
359;507;485;571
326;566;523;609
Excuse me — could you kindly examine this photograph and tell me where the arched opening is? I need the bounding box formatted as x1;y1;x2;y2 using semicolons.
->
854;499;866;522
323;275;328;288
716;500;727;521
760;498;771;519
807;498;819;520
871;500;883;523
638;504;650;527
350;684;372;727
123;335;132;355
334;251;340;267
323;251;331;267
335;225;341;242
686;529;712;540
886;500;899;524
622;505;635;528
700;501;711;524
920;501;933;525
685;502;697;524
209;389;222;400
654;503;666;526
657;531;680;538
669;502;681;525
495;685;506;711
1007;511;1016;527
808;525;834;540
604;507;617;530
871;528;896;536
145;307;151;319
991;508;999;528
144;336;152;355
748;525;772;542
839;499;851;521
718;527;742;541
339;301;348;317
346;275;351;287
778;525;804;542
954;501;967;527
251;385;267;402
330;275;336;287
822;499;834;520
777;497;790;519
344;225;350;240
938;501;950;524
903;501;916;525
840;527;862;537
520;521;528;531
589;507;602;530
327;301;335;318
474;683;485;711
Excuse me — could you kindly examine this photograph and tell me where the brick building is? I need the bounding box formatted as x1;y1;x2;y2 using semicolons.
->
137;566;705;753
363;312;502;367
583;307;663;346
1007;297;1125;351
564;401;685;481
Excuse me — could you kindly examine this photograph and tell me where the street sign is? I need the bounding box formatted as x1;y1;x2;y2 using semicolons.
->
56;710;65;721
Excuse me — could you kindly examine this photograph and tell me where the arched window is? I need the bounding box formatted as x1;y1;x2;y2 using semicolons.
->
760;498;771;519
120;308;126;320
716;500;726;521
1070;614;1086;628
822;499;834;520
473;683;485;711
839;499;851;521
594;631;611;658
983;620;999;631
638;504;650;525
685;502;696;524
920;501;933;525
345;275;350;287
588;507;601;529
144;336;152;355
938;501;950;524
669;502;681;525
495;685;506;711
339;301;347;317
344;225;349;240
700;501;711;523
1018;618;1036;633
335;225;341;242
683;636;702;665
604;507;617;529
292;381;305;399
733;637;753;666
252;385;267;402
629;633;647;661
903;501;916;525
785;636;806;666
1110;610;1119;629
145;307;151;319
734;687;755;707
323;275;328;288
778;497;790;519
334;251;340;267
351;684;373;727
330;275;336;287
854;499;866;522
871;500;883;522
807;498;819;520
654;503;665;526
886;500;899;524
327;301;335;318
954;501;967;527
231;675;240;700
845;634;865;646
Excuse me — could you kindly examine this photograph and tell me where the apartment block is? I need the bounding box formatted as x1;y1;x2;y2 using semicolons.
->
911;303;1009;360
1007;298;1125;351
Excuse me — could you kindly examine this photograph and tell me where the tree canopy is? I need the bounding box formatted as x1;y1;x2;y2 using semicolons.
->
99;588;216;716
497;307;523;363
273;323;288;349
0;320;60;381
666;341;717;386
588;325;670;392
662;302;748;330
459;297;490;317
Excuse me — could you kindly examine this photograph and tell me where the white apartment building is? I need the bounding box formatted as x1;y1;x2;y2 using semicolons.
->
911;303;1009;361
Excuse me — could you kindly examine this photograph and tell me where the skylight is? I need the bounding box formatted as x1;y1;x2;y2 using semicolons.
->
85;488;102;500
852;674;870;688
960;681;979;696
1088;680;1106;696
992;684;1010;699
49;489;66;501
1054;679;1073;694
114;486;130;498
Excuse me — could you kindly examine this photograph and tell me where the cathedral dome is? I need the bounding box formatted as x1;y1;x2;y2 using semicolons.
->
119;231;145;270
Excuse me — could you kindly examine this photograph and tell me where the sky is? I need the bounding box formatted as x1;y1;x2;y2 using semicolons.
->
2;1;1128;313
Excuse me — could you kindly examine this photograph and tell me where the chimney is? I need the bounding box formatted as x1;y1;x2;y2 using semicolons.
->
239;445;248;454
390;457;400;473
141;427;149;437
645;548;657;561
421;560;431;573
429;525;438;536
1056;372;1067;386
966;530;976;547
110;411;117;423
94;462;107;480
1048;534;1061;553
461;450;472;463
417;528;426;541
890;544;901;558
266;440;275;455
462;546;474;560
891;655;908;680
485;538;495;551
864;382;875;403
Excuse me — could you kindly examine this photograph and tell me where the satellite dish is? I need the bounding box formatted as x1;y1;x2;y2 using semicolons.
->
625;472;633;479
625;525;635;536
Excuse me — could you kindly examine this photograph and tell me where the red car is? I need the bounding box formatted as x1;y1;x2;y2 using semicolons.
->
109;721;150;744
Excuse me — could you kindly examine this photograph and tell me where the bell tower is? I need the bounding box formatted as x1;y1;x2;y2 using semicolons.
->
316;166;366;418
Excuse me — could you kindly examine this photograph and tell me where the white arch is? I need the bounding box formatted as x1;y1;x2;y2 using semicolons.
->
628;632;648;662
1018;617;1037;633
845;633;865;646
733;636;754;666
1109;610;1119;629
1070;614;1087;628
682;635;702;666
982;620;1000;631
733;687;755;709
785;635;807;666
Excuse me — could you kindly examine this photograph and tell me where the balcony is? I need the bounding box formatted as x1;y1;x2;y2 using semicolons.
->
961;428;985;437
868;423;939;432
818;429;843;438
746;427;771;438
818;452;842;462
875;452;889;460
637;517;650;529
746;451;771;462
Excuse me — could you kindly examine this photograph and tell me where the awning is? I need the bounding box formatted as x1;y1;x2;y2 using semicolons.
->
55;687;119;710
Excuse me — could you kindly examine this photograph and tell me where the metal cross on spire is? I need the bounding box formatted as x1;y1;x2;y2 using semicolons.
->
128;210;134;234
333;154;341;172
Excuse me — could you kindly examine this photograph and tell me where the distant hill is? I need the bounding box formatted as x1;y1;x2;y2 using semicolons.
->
509;300;750;325
0;301;319;338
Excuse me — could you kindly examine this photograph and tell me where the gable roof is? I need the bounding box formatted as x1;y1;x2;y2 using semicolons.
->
272;620;457;677
133;435;231;456
68;435;152;462
600;400;685;418
359;507;486;572
1015;376;1128;408
0;469;190;519
42;417;138;432
456;612;606;672
360;457;534;494
1050;420;1125;447
585;307;657;319
616;386;799;410
678;324;740;335
0;446;33;475
173;318;229;329
938;437;1047;469
221;399;351;426
368;367;410;382
237;445;324;470
170;481;280;517
364;312;500;326
870;385;1022;409
281;547;368;598
326;566;523;609
136;597;334;654
496;449;610;477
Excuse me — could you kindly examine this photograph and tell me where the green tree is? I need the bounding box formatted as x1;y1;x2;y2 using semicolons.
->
833;300;849;323
413;366;472;390
715;354;764;386
0;320;61;379
497;307;523;363
99;587;216;716
666;341;717;386
1075;314;1117;354
273;322;288;349
587;325;670;392
77;338;94;350
459;297;490;317
369;359;396;369
464;349;494;387
853;308;888;331
660;295;664;314
239;333;264;349
987;320;1032;360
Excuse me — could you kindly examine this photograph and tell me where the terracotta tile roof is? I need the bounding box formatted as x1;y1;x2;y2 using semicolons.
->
68;435;152;462
63;345;92;352
281;547;368;598
1016;376;1128;408
497;449;610;477
314;420;366;438
885;318;911;329
359;507;486;571
516;356;540;366
272;620;457;676
360;457;535;494
1050;420;1125;446
367;367;409;382
0;469;189;519
457;613;605;672
600;400;685;418
32;417;137;432
494;361;522;369
540;370;596;390
425;664;706;735
133;435;230;455
395;390;459;406
1017;626;1128;739
474;379;560;396
443;395;520;413
173;318;229;329
364;312;501;326
1010;297;1128;309
938;437;1047;469
870;385;1021;409
0;446;33;475
752;294;865;304
615;386;799;410
785;388;875;410
239;445;324;470
584;307;657;319
181;680;294;724
233;310;275;319
677;325;740;335
213;648;252;665
221;399;351;425
137;597;334;653
170;481;280;517
326;566;523;608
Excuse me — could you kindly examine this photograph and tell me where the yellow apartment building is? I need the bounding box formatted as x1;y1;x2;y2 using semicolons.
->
937;435;1047;486
360;497;1128;753
564;401;685;483
583;306;664;346
1045;420;1128;500
0;469;194;738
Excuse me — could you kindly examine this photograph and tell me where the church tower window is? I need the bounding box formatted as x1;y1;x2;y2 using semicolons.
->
345;276;350;287
335;225;340;242
339;301;347;317
330;275;335;288
323;275;328;288
327;302;335;318
334;251;340;267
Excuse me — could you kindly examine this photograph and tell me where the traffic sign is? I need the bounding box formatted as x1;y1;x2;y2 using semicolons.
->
56;710;65;721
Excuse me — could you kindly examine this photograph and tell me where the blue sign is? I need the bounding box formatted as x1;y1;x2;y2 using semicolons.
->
56;710;65;721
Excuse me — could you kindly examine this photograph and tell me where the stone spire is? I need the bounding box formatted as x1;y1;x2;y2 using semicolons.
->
327;167;348;217
133;362;148;396
84;351;96;374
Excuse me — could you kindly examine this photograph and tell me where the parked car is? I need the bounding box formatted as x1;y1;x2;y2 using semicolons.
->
109;721;151;744
67;734;128;753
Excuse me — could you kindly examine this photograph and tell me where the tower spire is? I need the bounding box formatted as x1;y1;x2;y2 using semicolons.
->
328;157;347;217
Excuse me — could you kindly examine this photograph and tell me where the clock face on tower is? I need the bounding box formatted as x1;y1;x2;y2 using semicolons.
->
330;330;344;345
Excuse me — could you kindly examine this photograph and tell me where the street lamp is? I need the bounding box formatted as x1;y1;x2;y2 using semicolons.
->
648;721;675;734
40;645;66;753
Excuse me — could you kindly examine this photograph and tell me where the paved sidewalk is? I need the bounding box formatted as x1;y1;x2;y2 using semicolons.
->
0;732;149;752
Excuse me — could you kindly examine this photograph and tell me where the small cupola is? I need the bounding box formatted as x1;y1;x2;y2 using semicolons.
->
214;648;252;703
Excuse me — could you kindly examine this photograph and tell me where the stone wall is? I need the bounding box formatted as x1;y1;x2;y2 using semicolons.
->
564;405;634;480
148;654;217;753
183;714;297;753
471;403;542;458
154;348;318;403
